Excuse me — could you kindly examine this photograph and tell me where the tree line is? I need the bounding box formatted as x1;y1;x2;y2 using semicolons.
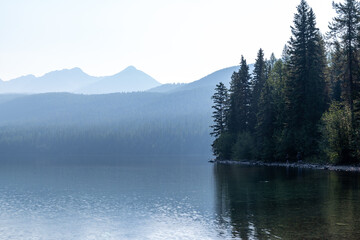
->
0;89;214;156
0;119;211;156
211;0;360;164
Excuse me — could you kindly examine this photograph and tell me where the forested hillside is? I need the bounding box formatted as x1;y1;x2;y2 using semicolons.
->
0;65;241;156
211;0;360;165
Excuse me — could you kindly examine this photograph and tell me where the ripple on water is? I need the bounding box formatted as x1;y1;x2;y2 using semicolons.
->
0;188;231;240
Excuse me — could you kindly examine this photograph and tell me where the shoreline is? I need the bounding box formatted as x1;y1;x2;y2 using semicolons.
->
213;160;360;172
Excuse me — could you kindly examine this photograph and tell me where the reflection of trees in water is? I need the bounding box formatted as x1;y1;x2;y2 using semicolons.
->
323;172;360;239
213;164;360;239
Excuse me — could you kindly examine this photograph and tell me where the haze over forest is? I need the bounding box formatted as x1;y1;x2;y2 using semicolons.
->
0;64;251;157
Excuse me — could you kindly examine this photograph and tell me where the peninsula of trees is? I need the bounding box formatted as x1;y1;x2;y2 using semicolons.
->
211;0;360;165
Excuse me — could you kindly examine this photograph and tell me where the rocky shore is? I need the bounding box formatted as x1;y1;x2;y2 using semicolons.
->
214;160;360;172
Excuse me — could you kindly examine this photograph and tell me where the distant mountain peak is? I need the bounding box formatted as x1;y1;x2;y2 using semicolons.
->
41;67;88;79
76;65;161;94
123;65;137;71
66;67;87;75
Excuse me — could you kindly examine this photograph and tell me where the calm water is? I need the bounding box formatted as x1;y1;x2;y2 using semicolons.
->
0;155;359;239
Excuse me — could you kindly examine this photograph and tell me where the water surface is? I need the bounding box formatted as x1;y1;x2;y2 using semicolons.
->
0;155;359;239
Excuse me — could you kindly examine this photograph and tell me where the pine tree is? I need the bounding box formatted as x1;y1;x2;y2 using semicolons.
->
328;0;360;117
328;0;360;161
250;49;266;132
265;53;277;81
269;53;277;70
227;56;252;134
305;8;328;131
283;0;327;158
211;82;229;138
255;58;288;161
286;0;309;133
256;75;275;161
211;82;232;160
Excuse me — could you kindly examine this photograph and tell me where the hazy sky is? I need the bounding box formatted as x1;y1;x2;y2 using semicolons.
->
0;0;335;83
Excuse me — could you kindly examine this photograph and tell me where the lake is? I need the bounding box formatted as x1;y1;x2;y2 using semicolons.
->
0;155;359;239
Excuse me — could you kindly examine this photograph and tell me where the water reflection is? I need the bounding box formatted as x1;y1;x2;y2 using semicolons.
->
214;164;360;239
0;157;221;240
0;156;359;239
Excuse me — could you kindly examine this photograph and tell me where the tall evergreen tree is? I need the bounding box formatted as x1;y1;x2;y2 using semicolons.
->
211;82;232;160
257;59;287;161
265;53;277;81
269;53;277;70
228;56;252;134
284;0;327;158
211;82;229;138
305;8;328;126
256;75;275;161
328;0;360;117
328;0;360;160
286;0;309;138
250;49;266;131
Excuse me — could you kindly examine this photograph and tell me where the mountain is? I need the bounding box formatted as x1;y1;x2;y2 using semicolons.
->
0;65;255;126
0;66;161;94
0;68;98;93
0;65;254;156
1;65;253;95
76;66;161;94
176;64;254;91
146;64;254;94
172;66;239;92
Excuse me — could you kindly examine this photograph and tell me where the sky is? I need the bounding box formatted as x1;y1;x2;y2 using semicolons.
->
0;0;335;84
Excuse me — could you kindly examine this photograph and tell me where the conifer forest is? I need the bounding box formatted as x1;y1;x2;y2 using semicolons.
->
211;0;360;165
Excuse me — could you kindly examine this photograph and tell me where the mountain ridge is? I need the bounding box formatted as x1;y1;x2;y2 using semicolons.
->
76;66;161;94
0;66;161;94
0;64;255;155
0;64;254;94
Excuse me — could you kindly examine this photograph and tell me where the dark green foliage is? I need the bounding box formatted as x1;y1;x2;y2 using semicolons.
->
327;0;360;161
329;42;345;102
212;133;235;160
269;60;287;132
227;56;252;133
321;102;353;164
256;59;290;161
211;0;360;164
211;82;229;138
328;0;360;115
232;132;255;160
283;0;327;158
283;0;310;157
211;56;253;160
250;49;266;132
211;82;231;159
256;74;275;161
